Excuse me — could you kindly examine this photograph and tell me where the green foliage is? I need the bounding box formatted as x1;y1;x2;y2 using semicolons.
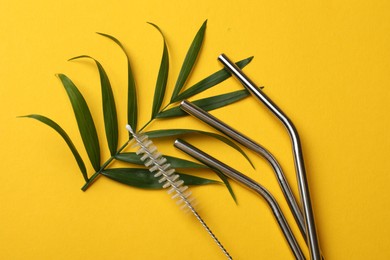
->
157;89;250;118
170;20;207;102
102;168;219;189
148;23;169;119
172;56;253;102
20;114;88;182
96;32;138;132
21;21;255;201
69;55;119;155
144;128;254;168
57;74;101;172
115;152;207;169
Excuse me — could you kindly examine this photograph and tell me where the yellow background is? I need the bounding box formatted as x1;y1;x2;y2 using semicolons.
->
1;0;389;259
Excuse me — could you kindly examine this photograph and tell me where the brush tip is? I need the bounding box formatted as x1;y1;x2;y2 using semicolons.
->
126;124;134;134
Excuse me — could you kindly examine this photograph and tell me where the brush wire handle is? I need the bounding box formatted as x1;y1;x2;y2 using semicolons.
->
126;125;232;260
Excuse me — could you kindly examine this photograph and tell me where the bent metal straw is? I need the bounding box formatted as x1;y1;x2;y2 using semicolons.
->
218;54;322;260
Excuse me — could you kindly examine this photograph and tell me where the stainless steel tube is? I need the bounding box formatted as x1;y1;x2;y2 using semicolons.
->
174;139;306;260
180;100;306;240
218;54;321;260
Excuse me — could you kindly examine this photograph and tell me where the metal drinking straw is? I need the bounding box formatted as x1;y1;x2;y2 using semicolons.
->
174;139;306;260
217;54;321;260
180;100;306;240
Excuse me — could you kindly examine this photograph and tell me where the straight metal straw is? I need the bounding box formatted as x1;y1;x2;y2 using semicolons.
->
180;100;306;240
174;139;306;260
218;54;321;260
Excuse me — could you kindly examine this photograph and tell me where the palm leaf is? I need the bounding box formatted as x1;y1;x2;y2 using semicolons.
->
97;33;138;131
157;89;250;118
172;56;254;102
144;128;254;168
20;114;88;182
69;55;119;155
115;152;207;169
102;168;219;189
148;23;169;119
57;74;101;171
170;20;207;102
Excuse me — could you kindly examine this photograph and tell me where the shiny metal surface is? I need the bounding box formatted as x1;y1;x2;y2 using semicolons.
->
174;139;306;260
218;54;321;260
180;100;306;240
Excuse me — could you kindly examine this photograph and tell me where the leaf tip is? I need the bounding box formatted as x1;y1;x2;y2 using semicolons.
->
55;73;68;82
68;55;90;62
250;161;256;170
96;32;119;44
147;22;165;37
200;20;208;30
96;32;109;37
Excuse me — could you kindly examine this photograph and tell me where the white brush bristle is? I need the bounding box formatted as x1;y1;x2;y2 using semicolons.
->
125;125;232;259
126;125;196;211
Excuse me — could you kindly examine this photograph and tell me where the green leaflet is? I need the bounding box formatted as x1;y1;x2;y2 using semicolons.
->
213;168;237;204
148;23;169;119
69;56;119;156
172;56;254;102
23;22;257;202
97;33;138;132
179;173;220;186
144;128;254;168
57;74;101;172
115;152;207;169
157;89;250;118
20;114;88;182
170;20;207;102
102;168;219;189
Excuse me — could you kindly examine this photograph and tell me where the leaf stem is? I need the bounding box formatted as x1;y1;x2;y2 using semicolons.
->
138;119;153;133
81;140;130;191
81;101;177;191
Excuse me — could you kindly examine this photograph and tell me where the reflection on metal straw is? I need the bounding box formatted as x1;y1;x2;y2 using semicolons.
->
180;100;306;240
218;54;321;260
174;139;306;260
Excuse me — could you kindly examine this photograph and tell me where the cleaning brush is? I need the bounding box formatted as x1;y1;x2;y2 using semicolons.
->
126;124;232;260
